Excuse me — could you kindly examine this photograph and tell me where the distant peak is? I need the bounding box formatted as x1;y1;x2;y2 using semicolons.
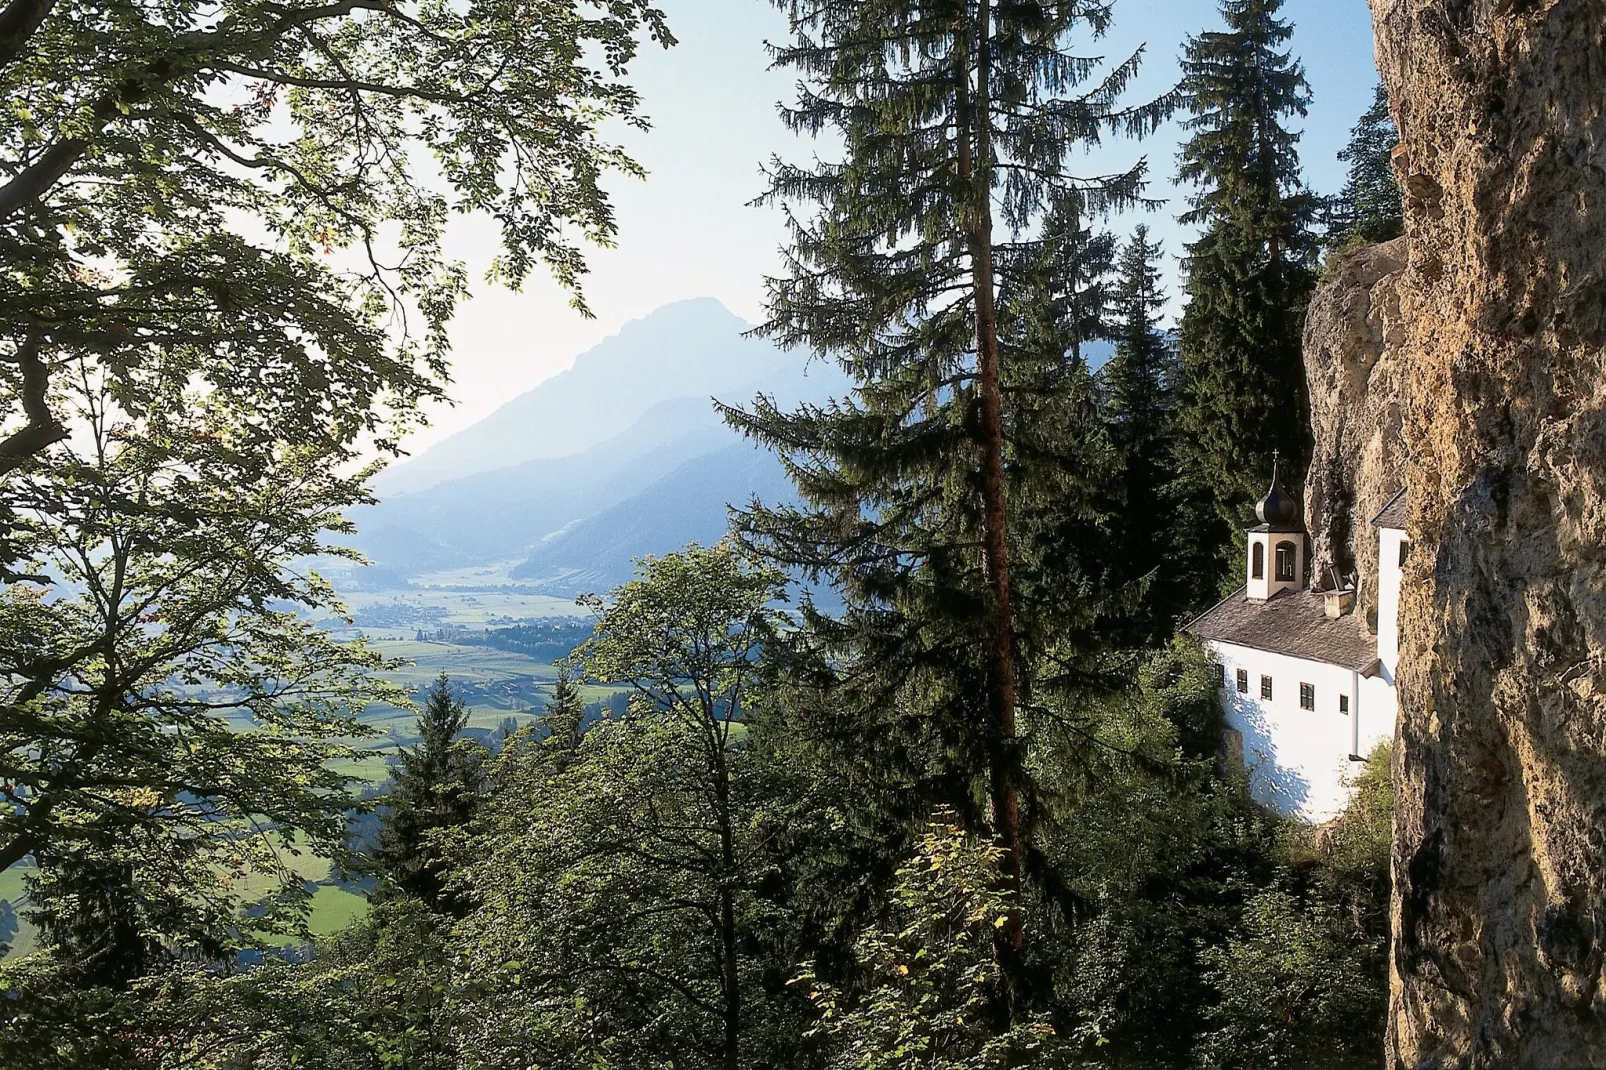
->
619;297;751;331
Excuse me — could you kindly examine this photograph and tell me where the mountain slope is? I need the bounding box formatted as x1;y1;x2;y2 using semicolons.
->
375;299;794;494
350;396;732;569
351;350;848;573
508;443;794;594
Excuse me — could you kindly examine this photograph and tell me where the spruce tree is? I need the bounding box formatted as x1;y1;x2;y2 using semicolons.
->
1327;84;1403;251
374;673;486;912
537;661;587;772
1173;0;1320;599
726;0;1169;950
28;850;160;989
1102;226;1183;641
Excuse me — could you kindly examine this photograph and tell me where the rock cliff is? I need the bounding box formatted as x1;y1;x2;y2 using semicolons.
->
1366;0;1606;1065
1303;236;1408;627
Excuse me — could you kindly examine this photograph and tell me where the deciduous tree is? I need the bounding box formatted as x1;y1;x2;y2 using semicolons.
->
0;358;400;957
447;545;811;1070
0;0;672;965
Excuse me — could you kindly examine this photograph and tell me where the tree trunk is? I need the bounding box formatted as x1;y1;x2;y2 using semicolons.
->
712;738;741;1070
957;0;1023;944
1369;1;1606;1065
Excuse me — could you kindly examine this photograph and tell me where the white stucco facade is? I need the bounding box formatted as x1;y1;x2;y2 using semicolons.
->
1206;642;1395;822
1190;488;1408;823
1377;526;1409;674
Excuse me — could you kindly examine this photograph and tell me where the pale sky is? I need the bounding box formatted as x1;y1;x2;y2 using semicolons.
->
411;0;1382;456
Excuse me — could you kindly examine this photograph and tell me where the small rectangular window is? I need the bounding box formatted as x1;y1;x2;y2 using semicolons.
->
1217;663;1226;687
1299;682;1315;710
1237;669;1249;694
1399;538;1410;568
1260;675;1273;700
1339;694;1350;714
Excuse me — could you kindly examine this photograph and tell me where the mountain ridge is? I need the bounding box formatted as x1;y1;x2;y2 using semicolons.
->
375;298;796;495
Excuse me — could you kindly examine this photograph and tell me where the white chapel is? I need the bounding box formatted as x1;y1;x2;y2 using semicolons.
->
1186;472;1408;822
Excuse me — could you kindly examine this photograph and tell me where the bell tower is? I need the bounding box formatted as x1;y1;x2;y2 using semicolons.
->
1246;453;1306;602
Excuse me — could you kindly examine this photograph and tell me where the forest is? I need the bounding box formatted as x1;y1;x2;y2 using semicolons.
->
2;0;1602;1067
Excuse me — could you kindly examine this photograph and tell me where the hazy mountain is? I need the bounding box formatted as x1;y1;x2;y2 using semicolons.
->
347;297;1110;586
349;396;734;570
375;298;798;495
351;348;847;572
508;443;795;594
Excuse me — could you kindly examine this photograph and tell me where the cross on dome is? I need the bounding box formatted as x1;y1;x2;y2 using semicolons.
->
1255;450;1298;526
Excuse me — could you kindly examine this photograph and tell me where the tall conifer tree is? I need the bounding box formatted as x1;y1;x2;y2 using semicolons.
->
374;673;486;912
725;0;1169;943
537;661;587;772
1173;0;1319;596
1102;226;1182;641
1327;84;1403;251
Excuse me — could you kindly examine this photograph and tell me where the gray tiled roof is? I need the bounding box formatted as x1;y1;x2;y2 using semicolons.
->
1185;585;1380;672
1372;488;1407;530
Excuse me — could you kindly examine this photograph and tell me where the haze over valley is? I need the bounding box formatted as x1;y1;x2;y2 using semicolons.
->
338;298;841;597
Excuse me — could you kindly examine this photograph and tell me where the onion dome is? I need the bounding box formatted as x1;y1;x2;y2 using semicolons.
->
1256;458;1298;526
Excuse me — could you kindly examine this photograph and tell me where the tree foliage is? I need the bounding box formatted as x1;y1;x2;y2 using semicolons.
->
445;544;815;1070
1173;0;1320;598
1325;84;1403;252
0;0;673;579
797;815;1060;1070
0;898;457;1070
1100;225;1185;641
725;0;1173;929
0;358;400;957
1196;887;1381;1069
0;0;673;980
0;2;1406;1066
373;672;486;912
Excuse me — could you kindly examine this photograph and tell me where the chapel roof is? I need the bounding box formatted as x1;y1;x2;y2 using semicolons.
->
1372;488;1408;530
1185;585;1380;673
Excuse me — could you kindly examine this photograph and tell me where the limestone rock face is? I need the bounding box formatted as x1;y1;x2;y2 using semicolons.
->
1368;0;1606;1065
1303;236;1408;626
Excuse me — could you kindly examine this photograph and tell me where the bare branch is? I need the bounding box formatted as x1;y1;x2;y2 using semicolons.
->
0;0;57;73
0;333;66;476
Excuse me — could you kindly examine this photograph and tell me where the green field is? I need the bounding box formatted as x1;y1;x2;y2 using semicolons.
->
0;830;370;963
0;608;622;963
354;636;622;745
0;865;39;959
333;586;586;630
257;886;371;946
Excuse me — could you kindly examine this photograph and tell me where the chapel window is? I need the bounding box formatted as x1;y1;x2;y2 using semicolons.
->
1252;542;1265;580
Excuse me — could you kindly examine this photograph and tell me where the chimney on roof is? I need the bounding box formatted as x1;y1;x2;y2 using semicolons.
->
1321;566;1356;618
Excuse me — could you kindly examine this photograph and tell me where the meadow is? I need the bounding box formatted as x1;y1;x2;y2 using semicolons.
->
0;609;618;962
